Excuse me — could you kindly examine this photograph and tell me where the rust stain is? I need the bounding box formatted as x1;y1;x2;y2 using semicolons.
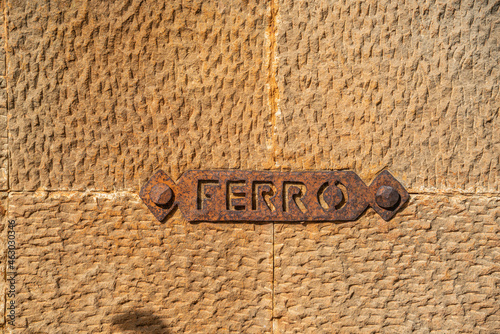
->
266;0;280;167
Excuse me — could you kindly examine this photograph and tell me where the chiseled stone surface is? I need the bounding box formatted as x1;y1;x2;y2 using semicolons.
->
274;195;500;333
0;3;7;191
8;192;273;333
7;0;271;191
0;74;7;191
1;0;499;333
275;0;499;193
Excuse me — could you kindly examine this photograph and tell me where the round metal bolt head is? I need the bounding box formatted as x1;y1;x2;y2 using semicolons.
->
324;184;344;208
375;186;400;209
150;184;173;206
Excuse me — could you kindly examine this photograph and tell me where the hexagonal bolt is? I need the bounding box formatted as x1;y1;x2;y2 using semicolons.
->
150;184;173;206
375;186;400;209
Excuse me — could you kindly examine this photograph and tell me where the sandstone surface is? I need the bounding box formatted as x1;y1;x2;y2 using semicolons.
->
8;191;273;333
0;0;499;333
275;0;499;193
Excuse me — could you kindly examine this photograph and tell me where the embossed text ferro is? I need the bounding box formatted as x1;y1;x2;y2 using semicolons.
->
140;170;409;222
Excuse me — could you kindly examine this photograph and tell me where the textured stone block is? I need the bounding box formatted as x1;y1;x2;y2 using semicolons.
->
0;2;6;191
274;195;500;333
7;0;271;191
0;107;7;190
275;0;499;193
8;192;273;333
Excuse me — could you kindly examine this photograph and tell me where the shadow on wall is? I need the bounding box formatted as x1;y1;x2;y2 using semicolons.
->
112;310;170;334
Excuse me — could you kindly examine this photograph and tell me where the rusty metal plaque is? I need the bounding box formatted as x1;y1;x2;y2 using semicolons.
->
140;170;409;222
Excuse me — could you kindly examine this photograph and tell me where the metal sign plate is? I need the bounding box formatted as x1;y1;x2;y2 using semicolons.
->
140;170;409;222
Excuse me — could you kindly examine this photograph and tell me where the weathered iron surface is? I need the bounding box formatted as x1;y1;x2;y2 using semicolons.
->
140;170;409;222
375;186;400;209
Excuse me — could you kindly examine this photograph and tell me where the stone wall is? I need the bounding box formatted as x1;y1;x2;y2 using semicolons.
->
1;0;499;333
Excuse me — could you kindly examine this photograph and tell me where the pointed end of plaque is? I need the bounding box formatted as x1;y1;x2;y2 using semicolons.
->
368;170;409;221
140;170;178;222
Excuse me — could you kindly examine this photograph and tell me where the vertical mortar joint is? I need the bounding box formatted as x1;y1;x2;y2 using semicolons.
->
267;0;279;168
